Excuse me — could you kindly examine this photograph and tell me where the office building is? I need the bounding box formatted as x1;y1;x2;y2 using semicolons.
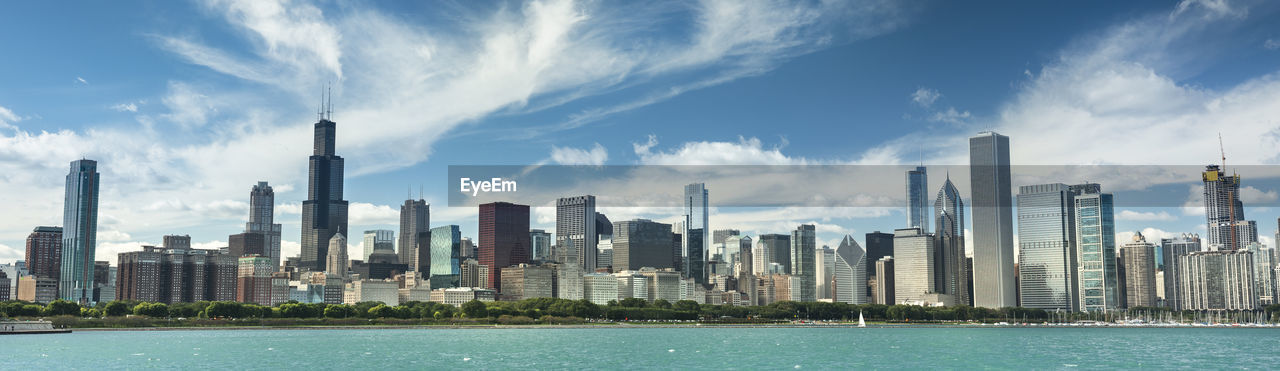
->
1202;165;1246;250
228;232;266;258
343;279;399;305
25;226;62;281
17;276;58;303
430;287;497;307
301;111;349;272
584;273;620;305
815;247;835;300
752;238;772;277
615;272;649;300
1179;250;1258;311
1246;242;1276;305
969;131;1016;308
790;224;817;302
557;195;598;271
638;268;681;302
833;235;867;304
499;264;553;300
1015;183;1079;311
118;245;237;304
479;202;530;293
893;228;935;304
935;176;969;306
713;229;740;259
326;233;348;278
245;181;283;269
612;219;675;271
460;258;488;289
1121;232;1158;308
875;257;895;305
362;229;395;262
552;262;585;300
758;234;791;275
238;255;288;306
60;159;100;303
1161;234;1202;310
430;225;462;288
350;252;408;281
530;229;552;262
1074;188;1119;311
906;166;929;231
0;271;8;301
735;236;756;305
399;198;429;269
682;183;709;285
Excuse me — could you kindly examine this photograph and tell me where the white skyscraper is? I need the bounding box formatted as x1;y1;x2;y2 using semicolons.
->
833;236;867;304
969;131;1015;308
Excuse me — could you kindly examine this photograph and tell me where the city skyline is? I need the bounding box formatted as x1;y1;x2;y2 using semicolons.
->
4;1;1280;266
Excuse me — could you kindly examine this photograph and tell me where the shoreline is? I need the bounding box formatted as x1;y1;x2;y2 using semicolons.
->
66;323;1280;331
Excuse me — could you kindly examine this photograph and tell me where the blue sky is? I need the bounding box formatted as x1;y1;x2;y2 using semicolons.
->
3;0;1280;263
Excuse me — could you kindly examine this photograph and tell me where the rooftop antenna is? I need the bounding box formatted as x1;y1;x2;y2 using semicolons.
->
317;85;324;121
325;81;333;121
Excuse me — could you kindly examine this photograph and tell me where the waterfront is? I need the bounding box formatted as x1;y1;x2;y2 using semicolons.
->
4;327;1277;369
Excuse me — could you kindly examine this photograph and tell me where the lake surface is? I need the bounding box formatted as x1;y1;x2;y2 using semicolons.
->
3;327;1276;369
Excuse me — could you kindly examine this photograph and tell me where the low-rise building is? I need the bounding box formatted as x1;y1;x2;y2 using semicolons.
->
344;279;400;306
430;287;498;307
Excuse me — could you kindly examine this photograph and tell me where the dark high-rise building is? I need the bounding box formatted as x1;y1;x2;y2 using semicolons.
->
399;198;429;270
245;182;283;269
228;232;266;258
301;112;349;272
790;224;817;302
61;159;100;304
758;234;791;274
1161;234;1201;310
906;166;929;231
612;219;675;271
116;245;237;304
683;183;709;285
935;177;969;306
25;226;62;279
864;231;894;274
556;195;597;271
479;202;530;293
970;131;1016;308
163;235;191;250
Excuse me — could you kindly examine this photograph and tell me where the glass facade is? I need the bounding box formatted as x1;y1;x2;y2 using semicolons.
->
60;159;99;304
1016;183;1076;311
430;225;462;279
1075;192;1117;311
906;166;929;231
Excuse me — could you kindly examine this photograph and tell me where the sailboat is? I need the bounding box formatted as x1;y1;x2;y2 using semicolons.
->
858;312;866;328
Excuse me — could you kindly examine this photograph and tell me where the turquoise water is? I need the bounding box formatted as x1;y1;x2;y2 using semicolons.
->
3;327;1277;369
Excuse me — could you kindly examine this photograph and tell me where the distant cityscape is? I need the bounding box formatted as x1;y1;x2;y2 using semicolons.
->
2;112;1277;318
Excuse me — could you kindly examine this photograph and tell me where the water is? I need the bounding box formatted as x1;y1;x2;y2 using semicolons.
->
3;327;1276;369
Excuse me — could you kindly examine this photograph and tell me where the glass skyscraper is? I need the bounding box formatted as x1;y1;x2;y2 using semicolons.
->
246;182;282;269
430;225;462;277
683;183;709;285
969;131;1015;308
790;224;816;302
1016;183;1078;311
556;195;597;271
399;198;429;270
1075;189;1118;311
60;159;99;304
934;176;968;306
906;166;929;231
301;113;349;272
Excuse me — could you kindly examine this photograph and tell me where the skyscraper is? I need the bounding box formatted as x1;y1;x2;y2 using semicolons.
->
875;257;895;305
864;231;893;299
1160;233;1201;310
556;195;597;271
815;247;835;300
326;233;348;278
969;131;1015;308
1075;188;1119;311
529;229;552;262
736;235;755;304
893;228;935;304
1121;232;1157;308
363;230;395;262
1179;250;1258;311
683;183;709;285
245;182;282;269
300;113;349;272
934;176;969;306
790;224;817;302
833;235;867;304
906;166;929;231
479;202;530;293
399;198;429;270
60;159;99;303
1015;183;1078;311
25;226;62;280
612;219;675;271
1202;164;1244;250
759;234;791;274
430;225;462;287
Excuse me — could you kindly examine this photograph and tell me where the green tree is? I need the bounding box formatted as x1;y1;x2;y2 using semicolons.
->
619;298;648;308
652;299;672;309
461;300;489;318
44;300;81;316
369;304;395;318
673;300;700;313
133;302;169;318
103;301;132;317
324;305;353;318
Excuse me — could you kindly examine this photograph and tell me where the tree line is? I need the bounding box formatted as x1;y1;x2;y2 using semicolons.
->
5;299;1279;323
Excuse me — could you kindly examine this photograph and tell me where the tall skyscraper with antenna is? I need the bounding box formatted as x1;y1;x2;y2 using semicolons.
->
906;166;929;231
300;90;348;272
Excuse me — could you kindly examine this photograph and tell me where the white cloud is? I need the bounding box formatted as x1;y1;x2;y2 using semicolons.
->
1116;228;1179;247
192;240;228;250
912;87;940;107
636;136;807;165
1239;186;1278;204
0;243;21;262
1265;39;1280;50
1116;210;1177;221
928;107;971;125
549;143;608;165
348;202;399;227
160;82;217;128
76;77;88;85
0;105;19;129
280;239;301;261
111;102;140;113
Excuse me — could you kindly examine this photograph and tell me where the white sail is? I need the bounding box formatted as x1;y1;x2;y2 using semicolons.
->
858;312;866;327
